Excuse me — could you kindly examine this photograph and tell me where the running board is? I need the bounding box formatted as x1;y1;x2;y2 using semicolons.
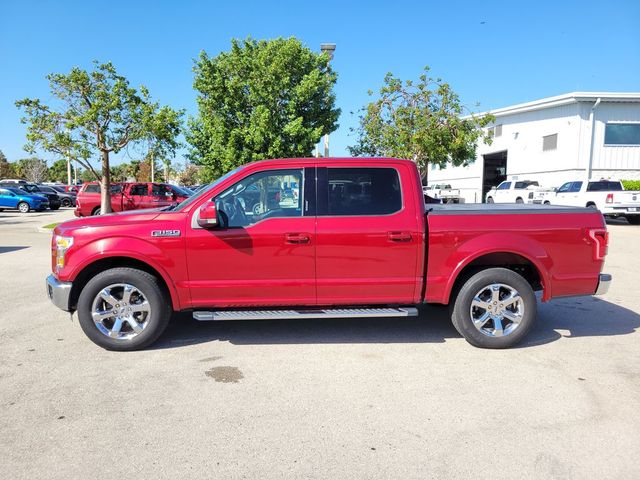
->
193;307;419;321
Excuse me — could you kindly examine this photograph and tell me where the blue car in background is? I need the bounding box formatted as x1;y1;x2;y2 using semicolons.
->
0;187;50;213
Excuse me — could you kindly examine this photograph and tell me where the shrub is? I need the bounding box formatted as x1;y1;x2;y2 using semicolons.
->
621;180;640;191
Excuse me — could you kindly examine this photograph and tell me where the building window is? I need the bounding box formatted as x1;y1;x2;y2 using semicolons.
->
542;134;558;151
604;123;640;145
487;124;502;138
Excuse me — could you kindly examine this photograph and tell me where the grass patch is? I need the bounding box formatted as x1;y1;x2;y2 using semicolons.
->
41;222;60;229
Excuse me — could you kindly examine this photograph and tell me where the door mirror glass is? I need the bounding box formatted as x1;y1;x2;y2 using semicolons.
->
198;203;219;228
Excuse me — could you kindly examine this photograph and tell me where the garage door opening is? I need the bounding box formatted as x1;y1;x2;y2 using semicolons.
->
482;151;508;202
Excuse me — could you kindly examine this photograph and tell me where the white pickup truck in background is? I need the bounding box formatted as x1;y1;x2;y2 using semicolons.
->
485;180;541;204
423;183;463;203
532;179;640;224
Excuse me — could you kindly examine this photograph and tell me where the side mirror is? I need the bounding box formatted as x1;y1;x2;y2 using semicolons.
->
198;203;219;228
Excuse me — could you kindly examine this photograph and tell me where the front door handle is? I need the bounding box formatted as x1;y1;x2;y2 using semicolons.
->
388;231;412;242
285;233;310;244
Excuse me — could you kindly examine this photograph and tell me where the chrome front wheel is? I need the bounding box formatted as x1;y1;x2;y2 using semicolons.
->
77;268;171;351
91;283;151;340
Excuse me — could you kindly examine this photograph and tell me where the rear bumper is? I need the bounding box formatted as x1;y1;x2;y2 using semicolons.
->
46;274;73;312
595;273;612;296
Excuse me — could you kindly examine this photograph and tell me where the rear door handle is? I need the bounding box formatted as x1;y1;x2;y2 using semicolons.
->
388;231;412;242
285;233;310;244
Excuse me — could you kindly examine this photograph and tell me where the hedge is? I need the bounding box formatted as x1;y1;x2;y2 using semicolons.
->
622;180;640;190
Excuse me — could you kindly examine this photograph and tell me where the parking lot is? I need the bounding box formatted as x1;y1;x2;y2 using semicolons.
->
1;209;639;479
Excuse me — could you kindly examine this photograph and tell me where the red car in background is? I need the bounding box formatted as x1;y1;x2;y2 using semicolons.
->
74;182;190;217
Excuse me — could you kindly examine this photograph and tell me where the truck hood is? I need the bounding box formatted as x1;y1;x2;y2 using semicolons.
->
55;208;164;234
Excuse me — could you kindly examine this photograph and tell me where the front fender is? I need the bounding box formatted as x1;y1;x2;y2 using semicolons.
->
64;235;184;310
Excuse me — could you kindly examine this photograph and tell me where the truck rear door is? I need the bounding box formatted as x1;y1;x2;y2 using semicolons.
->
315;164;423;305
124;183;151;210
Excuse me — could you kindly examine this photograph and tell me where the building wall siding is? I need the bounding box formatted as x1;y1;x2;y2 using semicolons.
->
428;99;640;202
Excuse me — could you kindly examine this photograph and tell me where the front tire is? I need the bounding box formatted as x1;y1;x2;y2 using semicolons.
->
18;202;30;213
486;197;494;204
77;267;172;351
451;268;537;349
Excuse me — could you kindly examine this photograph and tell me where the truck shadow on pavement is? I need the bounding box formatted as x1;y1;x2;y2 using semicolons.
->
153;296;639;349
0;246;29;254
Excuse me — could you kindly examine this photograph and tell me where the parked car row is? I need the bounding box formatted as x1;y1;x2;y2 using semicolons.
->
0;179;80;212
484;178;640;224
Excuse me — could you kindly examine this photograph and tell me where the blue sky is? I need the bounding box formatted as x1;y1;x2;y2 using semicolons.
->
1;0;639;168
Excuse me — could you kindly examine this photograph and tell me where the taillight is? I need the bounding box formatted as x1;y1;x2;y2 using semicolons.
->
606;193;614;204
587;228;608;261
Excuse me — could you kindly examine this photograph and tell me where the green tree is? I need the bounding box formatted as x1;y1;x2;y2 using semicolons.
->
16;61;183;213
0;150;16;178
15;157;49;182
48;158;79;183
349;67;494;180
187;37;340;181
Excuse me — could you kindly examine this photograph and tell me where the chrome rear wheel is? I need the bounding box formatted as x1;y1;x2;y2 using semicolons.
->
470;283;524;338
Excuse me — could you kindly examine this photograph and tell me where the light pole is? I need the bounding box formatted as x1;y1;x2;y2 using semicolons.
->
320;43;336;158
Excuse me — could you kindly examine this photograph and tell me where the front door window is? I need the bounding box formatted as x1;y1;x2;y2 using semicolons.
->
214;169;302;227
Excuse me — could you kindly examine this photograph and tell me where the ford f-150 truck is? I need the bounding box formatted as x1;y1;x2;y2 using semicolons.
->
75;182;190;217
46;158;611;351
532;179;640;224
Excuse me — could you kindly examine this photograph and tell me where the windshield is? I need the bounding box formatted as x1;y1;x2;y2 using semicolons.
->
168;166;245;211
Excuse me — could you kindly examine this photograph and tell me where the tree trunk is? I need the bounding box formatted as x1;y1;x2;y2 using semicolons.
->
100;150;113;214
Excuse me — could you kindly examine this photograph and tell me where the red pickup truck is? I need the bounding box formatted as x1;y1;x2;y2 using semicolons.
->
46;158;611;351
74;182;190;217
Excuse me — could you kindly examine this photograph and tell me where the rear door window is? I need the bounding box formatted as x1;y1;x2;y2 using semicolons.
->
320;167;402;216
129;184;148;196
587;181;623;192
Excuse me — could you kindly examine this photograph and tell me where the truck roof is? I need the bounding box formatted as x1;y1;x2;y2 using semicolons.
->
248;157;415;168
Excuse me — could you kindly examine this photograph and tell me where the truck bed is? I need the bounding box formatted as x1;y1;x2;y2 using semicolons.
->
427;203;596;215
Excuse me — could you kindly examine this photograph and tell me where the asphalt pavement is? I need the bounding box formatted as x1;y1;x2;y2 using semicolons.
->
0;209;639;479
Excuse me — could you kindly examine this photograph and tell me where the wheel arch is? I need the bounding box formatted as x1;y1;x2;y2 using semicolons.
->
68;256;180;312
445;249;550;305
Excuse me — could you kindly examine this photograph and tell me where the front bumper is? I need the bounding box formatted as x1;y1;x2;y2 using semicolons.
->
46;274;73;311
595;273;612;296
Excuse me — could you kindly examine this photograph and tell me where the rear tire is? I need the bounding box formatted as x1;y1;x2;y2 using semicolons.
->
18;202;30;213
451;268;537;349
586;202;597;208
626;216;640;225
91;206;101;216
77;267;172;351
516;197;524;204
543;201;551;205
61;198;72;208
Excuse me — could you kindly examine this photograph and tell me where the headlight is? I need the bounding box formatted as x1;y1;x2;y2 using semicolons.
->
55;235;74;270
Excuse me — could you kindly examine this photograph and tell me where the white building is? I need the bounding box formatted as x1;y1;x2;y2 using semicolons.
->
428;92;640;203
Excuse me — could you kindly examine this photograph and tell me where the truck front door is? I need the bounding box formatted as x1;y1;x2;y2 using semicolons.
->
315;165;422;305
186;167;316;308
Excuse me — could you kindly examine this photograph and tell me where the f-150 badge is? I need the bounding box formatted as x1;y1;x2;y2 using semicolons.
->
151;230;181;237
